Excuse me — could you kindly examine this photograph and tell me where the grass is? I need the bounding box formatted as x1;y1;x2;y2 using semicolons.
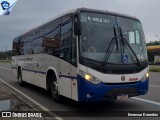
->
149;66;160;72
0;60;11;63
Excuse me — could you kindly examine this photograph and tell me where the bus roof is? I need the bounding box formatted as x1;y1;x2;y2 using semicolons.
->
77;8;139;21
14;8;139;40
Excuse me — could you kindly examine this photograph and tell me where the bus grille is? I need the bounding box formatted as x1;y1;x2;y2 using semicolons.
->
104;82;138;85
103;87;137;98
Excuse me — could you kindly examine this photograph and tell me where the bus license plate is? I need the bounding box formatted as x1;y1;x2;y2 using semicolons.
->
117;94;128;100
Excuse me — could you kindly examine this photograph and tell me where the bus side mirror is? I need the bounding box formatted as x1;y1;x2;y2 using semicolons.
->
74;21;82;35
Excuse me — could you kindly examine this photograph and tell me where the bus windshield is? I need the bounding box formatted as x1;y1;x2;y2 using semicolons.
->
80;12;148;64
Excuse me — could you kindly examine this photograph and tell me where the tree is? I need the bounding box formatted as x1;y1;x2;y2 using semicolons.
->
146;41;160;46
0;50;12;60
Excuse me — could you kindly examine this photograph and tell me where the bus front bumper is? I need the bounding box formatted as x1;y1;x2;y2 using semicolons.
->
77;75;149;102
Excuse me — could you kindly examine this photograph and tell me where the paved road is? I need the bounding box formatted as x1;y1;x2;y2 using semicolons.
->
0;63;159;120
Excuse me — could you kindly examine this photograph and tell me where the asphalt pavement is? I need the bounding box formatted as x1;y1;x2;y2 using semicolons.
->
0;63;159;120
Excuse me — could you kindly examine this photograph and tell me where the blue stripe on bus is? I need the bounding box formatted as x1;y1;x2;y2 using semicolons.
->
12;67;46;74
22;68;46;74
59;75;77;79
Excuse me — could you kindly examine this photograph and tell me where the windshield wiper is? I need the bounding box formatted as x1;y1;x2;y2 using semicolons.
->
101;26;118;66
119;27;141;66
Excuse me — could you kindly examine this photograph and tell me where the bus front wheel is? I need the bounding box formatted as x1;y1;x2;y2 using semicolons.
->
51;81;61;102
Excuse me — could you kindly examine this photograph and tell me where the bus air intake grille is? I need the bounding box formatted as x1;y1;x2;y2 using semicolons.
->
104;81;138;85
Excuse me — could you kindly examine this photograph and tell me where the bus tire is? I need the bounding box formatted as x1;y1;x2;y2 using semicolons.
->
51;80;61;102
47;70;62;102
18;68;24;86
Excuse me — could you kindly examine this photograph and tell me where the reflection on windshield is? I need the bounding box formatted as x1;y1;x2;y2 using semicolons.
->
80;12;148;64
119;27;141;66
80;22;117;62
117;17;148;63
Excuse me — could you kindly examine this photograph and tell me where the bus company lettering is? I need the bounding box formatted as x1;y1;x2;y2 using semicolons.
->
129;78;138;81
25;62;39;68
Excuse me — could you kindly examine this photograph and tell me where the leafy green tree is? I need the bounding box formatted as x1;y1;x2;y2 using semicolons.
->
147;41;160;46
0;50;12;60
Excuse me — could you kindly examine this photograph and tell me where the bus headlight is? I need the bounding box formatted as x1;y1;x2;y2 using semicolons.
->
143;72;149;81
80;71;101;84
85;74;92;80
146;72;149;78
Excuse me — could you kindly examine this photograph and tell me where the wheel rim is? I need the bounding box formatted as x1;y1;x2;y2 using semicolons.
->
52;81;58;95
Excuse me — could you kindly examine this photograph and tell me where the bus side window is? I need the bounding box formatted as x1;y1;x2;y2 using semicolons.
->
16;38;24;55
23;33;33;55
12;39;18;56
71;35;77;66
43;23;61;56
60;21;72;61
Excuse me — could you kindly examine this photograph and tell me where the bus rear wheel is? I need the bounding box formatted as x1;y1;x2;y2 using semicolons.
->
51;81;61;102
18;68;24;86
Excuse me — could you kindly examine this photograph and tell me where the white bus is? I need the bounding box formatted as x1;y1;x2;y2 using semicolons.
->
12;8;149;102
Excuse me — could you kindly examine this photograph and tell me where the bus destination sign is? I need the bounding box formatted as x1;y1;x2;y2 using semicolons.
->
87;16;111;24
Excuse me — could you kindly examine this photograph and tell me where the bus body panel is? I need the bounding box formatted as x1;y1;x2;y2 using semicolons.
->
76;64;149;101
77;74;149;102
12;53;59;89
78;64;148;83
59;59;78;100
12;53;79;100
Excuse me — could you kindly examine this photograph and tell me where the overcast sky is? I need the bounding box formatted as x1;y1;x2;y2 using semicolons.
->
0;0;160;51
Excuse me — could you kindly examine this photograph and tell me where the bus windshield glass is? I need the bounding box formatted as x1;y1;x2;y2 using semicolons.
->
80;12;148;64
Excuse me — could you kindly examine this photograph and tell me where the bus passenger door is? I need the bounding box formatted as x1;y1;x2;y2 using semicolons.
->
59;60;72;98
58;20;72;99
70;35;78;101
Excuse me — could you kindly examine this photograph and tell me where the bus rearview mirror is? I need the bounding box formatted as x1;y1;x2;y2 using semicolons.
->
74;21;82;35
